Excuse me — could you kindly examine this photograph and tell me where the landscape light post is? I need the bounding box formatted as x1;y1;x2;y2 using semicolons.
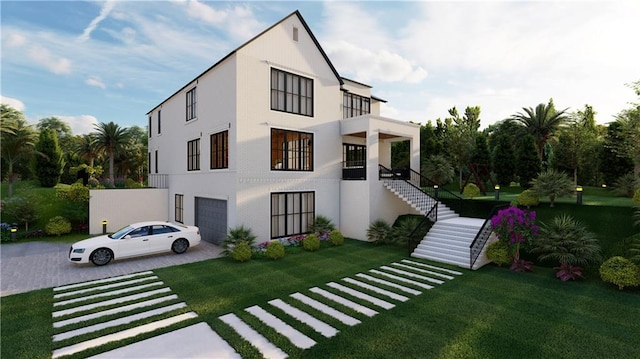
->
102;220;108;235
576;186;583;205
433;185;439;200
494;185;500;201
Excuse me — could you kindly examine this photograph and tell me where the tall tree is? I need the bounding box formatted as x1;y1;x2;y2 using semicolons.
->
491;134;516;187
510;99;569;164
600;121;633;185
614;80;640;178
92;121;130;187
0;105;39;197
516;135;541;189
76;134;101;167
34;129;64;187
445;106;481;187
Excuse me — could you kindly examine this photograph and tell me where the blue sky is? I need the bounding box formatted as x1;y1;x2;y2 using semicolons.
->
2;1;640;135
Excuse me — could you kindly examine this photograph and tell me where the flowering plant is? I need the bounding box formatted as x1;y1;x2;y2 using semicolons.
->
491;206;538;263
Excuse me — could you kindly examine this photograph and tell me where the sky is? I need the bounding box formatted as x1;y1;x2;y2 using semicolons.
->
2;1;640;135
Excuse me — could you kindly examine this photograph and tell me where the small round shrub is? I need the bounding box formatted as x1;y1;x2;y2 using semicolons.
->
303;234;320;251
486;240;513;266
463;183;481;198
599;256;640;290
517;189;540;208
45;216;72;236
231;242;252;262
328;230;344;246
265;241;285;260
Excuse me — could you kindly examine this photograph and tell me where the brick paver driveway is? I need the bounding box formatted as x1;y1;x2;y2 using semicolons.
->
0;240;223;296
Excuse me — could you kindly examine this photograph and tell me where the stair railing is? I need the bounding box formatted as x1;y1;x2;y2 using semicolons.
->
406;205;437;255
379;165;438;218
407;168;464;213
469;204;510;269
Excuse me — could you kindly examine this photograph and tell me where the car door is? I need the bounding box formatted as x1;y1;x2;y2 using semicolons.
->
118;225;151;257
147;225;178;253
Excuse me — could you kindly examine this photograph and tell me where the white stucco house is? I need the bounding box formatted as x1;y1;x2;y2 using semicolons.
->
146;10;421;245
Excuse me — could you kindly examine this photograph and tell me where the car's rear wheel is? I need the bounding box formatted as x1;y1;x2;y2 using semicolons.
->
90;248;113;266
172;238;189;254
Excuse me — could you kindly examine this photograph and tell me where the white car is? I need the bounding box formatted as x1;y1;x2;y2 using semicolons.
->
69;221;201;266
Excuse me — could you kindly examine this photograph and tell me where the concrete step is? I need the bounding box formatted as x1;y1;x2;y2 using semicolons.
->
411;251;469;269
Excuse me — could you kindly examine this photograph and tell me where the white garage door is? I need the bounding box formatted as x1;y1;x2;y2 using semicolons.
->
195;197;227;245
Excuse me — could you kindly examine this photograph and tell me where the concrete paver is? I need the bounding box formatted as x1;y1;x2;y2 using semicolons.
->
0;240;223;296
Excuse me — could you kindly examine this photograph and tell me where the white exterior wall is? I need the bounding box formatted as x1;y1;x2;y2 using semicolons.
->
89;189;168;234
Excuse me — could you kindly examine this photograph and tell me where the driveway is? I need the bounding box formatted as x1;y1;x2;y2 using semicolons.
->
0;240;223;297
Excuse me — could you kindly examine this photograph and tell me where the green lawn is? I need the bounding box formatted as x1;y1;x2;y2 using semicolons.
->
2;240;638;359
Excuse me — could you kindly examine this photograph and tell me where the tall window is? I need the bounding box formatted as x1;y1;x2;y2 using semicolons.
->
154;150;158;173
157;110;161;134
175;194;184;223
271;128;313;171
271;192;315;238
148;115;152;137
186;87;197;121
210;130;228;169
270;68;313;116
343;93;371;119
187;139;200;171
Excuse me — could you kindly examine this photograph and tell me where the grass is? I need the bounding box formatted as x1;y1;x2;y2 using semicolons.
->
3;240;637;359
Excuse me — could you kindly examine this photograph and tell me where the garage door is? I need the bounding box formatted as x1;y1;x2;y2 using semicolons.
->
195;197;227;245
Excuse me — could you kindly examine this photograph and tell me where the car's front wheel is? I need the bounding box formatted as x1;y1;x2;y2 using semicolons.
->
171;238;189;254
90;248;113;266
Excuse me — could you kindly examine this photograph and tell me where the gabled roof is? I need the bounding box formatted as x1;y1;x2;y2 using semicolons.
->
147;10;343;115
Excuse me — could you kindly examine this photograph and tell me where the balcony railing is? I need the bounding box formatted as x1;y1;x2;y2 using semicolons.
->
147;174;169;188
342;160;366;180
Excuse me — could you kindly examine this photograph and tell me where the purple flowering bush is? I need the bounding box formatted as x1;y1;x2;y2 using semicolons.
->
491;205;539;271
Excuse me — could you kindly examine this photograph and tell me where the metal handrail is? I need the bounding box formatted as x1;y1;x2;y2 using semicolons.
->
469;204;510;269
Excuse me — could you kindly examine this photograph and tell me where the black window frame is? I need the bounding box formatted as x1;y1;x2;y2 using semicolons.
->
271;128;313;171
343;92;371;119
186;87;197;121
187;138;200;171
270;68;313;117
175;194;184;223
271;191;315;238
157;110;161;134
148;115;152;137
154;150;158;173
210;130;229;170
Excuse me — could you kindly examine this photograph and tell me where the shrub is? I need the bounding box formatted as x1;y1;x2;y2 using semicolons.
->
231;242;252;262
530;169;574;207
265;241;285;260
613;172;638;197
491;206;538;261
328;230;344;246
486;240;513;266
599;256;640;290
463;183;481;198
627;234;640;265
309;215;335;234
531;214;602;267
634;188;640;205
517;189;540;208
554;263;584;281
222;225;257;257
3;195;38;232
303;233;320;251
125;178;142;188
45;216;72;236
367;219;391;244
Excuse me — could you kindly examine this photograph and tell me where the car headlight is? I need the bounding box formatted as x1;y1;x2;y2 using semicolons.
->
72;248;86;254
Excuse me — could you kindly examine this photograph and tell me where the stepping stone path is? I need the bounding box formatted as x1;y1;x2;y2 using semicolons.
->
51;259;462;358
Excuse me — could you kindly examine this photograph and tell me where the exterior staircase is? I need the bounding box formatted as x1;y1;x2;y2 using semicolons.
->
382;178;492;270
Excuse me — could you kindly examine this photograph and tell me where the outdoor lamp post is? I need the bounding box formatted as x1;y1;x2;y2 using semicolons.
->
434;185;439;200
10;223;17;241
102;220;108;235
494;185;500;201
576;186;583;205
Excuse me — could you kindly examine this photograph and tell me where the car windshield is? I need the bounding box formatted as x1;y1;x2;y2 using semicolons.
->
109;225;134;239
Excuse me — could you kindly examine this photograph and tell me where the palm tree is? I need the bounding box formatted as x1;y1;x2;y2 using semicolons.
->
92;122;130;187
0;115;39;197
511;100;568;162
530;169;574;207
423;154;454;185
531;214;602;266
77;134;101;167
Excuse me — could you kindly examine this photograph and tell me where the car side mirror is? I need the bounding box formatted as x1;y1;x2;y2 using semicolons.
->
123;235;132;239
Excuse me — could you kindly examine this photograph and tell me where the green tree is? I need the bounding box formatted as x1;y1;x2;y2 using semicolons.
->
92;121;130;187
391;140;410;169
491;134;516;186
423;154;454;185
532;214;602;266
515;135;541;189
76;134;101;167
614;80;640;178
600;121;633;185
531;169;574;207
0;105;39;197
444;106;481;187
511;99;569;164
34;129;64;187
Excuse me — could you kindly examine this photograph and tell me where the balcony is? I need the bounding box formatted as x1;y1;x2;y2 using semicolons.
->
342;161;366;180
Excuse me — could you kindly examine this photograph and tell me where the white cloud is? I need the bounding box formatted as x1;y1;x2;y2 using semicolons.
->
27;45;72;74
318;2;427;85
184;1;263;40
78;0;116;42
57;115;99;135
5;33;26;48
85;76;106;89
0;96;26;111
